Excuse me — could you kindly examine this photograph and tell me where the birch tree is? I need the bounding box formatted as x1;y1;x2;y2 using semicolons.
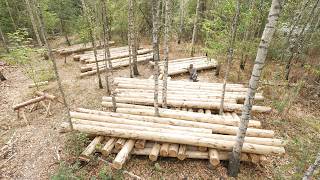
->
219;0;240;115
177;0;185;44
152;0;161;116
191;0;201;57
81;0;103;89
228;0;282;176
25;0;43;46
0;25;9;53
128;0;134;78
35;2;73;130
128;0;139;76
4;0;17;31
303;152;320;180
101;0;116;112
162;0;171;108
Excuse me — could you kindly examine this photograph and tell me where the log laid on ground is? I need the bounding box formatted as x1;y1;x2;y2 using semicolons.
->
209;149;220;166
112;139;135;170
55;41;115;55
168;144;179;157
115;139;127;150
199;147;208;152
102;96;271;113
149;143;161;161
28;81;49;88
61;123;285;155
80;136;104;162
102;138;117;156
13;96;46;110
35;91;56;100
135;139;146;149
177;145;187;160
160;143;169;156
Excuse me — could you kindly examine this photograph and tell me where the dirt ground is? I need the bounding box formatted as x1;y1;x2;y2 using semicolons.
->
0;40;319;179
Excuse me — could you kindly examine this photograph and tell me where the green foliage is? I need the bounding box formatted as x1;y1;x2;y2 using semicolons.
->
65;132;89;157
51;161;82;180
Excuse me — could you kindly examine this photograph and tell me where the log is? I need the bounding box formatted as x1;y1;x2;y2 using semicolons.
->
160;143;169;156
28;81;48;88
198;109;204;113
71;112;212;134
205;109;211;114
112;139;135;170
209;149;220;166
80;136;104;162
13;96;46;110
168;144;179;157
70;118;284;147
149;143;161;161
101;138;117;156
61;123;286;155
115;139;127;150
56;41;115;55
35;91;56;100
198;147;208;152
177;145;187;160
135;139;146;149
102;97;271;113
250;154;260;164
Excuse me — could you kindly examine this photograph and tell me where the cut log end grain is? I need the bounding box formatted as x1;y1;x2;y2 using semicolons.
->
168;144;179;157
177;145;187;160
135;139;146;149
209;149;220;166
149;143;161;161
102;138;117;156
160;143;169;156
112;140;135;170
115;139;127;150
80;136;104;162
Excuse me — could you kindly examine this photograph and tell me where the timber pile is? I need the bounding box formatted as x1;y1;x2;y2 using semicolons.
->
60;107;285;169
150;56;217;76
76;47;153;78
13;91;56;124
102;77;271;113
53;41;115;56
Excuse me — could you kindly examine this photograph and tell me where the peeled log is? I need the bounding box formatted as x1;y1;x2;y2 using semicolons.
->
112;139;135;170
115;139;127;150
13;96;46;110
209;149;220;166
160;143;169;156
198;147;208;152
102;97;271;113
35;91;56;100
168;144;179;157
102;138;117;156
177;145;187;160
28;81;48;88
135;139;146;149
149;143;161;161
80;136;104;162
61;123;285;155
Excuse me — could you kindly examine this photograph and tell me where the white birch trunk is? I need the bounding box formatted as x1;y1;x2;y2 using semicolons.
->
228;0;282;176
191;0;200;57
178;0;185;44
25;0;43;46
128;0;134;78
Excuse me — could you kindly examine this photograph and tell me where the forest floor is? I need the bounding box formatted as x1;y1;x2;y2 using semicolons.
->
0;38;319;179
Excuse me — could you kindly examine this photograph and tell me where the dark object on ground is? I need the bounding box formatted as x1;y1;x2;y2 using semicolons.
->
0;71;6;81
188;64;198;82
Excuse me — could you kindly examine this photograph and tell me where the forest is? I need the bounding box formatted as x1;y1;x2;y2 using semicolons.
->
0;0;319;179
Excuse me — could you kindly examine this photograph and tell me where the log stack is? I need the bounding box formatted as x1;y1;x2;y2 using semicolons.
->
150;56;217;76
102;77;270;113
60;106;285;169
53;41;115;56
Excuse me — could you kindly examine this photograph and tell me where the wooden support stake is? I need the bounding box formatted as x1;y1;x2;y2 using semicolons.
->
80;136;104;162
160;143;169;156
149;143;161;161
198;146;208;152
209;149;220;166
168;144;179;157
177;145;187;160
115;139;127;150
102;138;117;156
112;139;135;170
135;139;146;149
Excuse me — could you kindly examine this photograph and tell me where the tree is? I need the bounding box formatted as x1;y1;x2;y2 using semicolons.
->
0;25;9;53
35;0;73;130
303;152;320;180
4;0;17;31
177;0;185;44
128;0;139;76
81;0;103;89
228;0;282;177
191;0;201;57
128;0;134;78
101;0;116;112
162;0;171;108
152;0;161;116
219;0;240;115
25;0;43;46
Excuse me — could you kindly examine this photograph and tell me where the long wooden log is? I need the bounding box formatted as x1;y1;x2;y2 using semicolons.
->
149;143;161;161
102;97;271;113
28;81;48;88
79;136;104;162
35;91;56;100
101;138;117;156
160;143;169;156
115;139;127;150
112;139;135;170
168;144;179;157
74;46;129;60
13;96;46;110
61;123;286;155
56;41;115;55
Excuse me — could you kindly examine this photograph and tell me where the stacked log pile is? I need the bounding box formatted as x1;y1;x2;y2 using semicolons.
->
102;77;271;113
53;41;115;56
60;107;285;169
76;47;153;78
150;56;217;76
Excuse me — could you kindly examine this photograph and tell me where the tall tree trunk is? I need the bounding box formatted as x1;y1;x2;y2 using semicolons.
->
303;152;320;180
178;0;185;44
5;0;17;31
152;0;161;116
60;18;71;46
219;0;240;115
0;71;6;81
0;25;9;53
162;0;171;108
35;1;73;130
228;0;282;177
128;0;134;78
130;0;139;76
25;0;43;46
102;0;116;112
81;0;103;89
285;0;320;80
191;0;201;57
